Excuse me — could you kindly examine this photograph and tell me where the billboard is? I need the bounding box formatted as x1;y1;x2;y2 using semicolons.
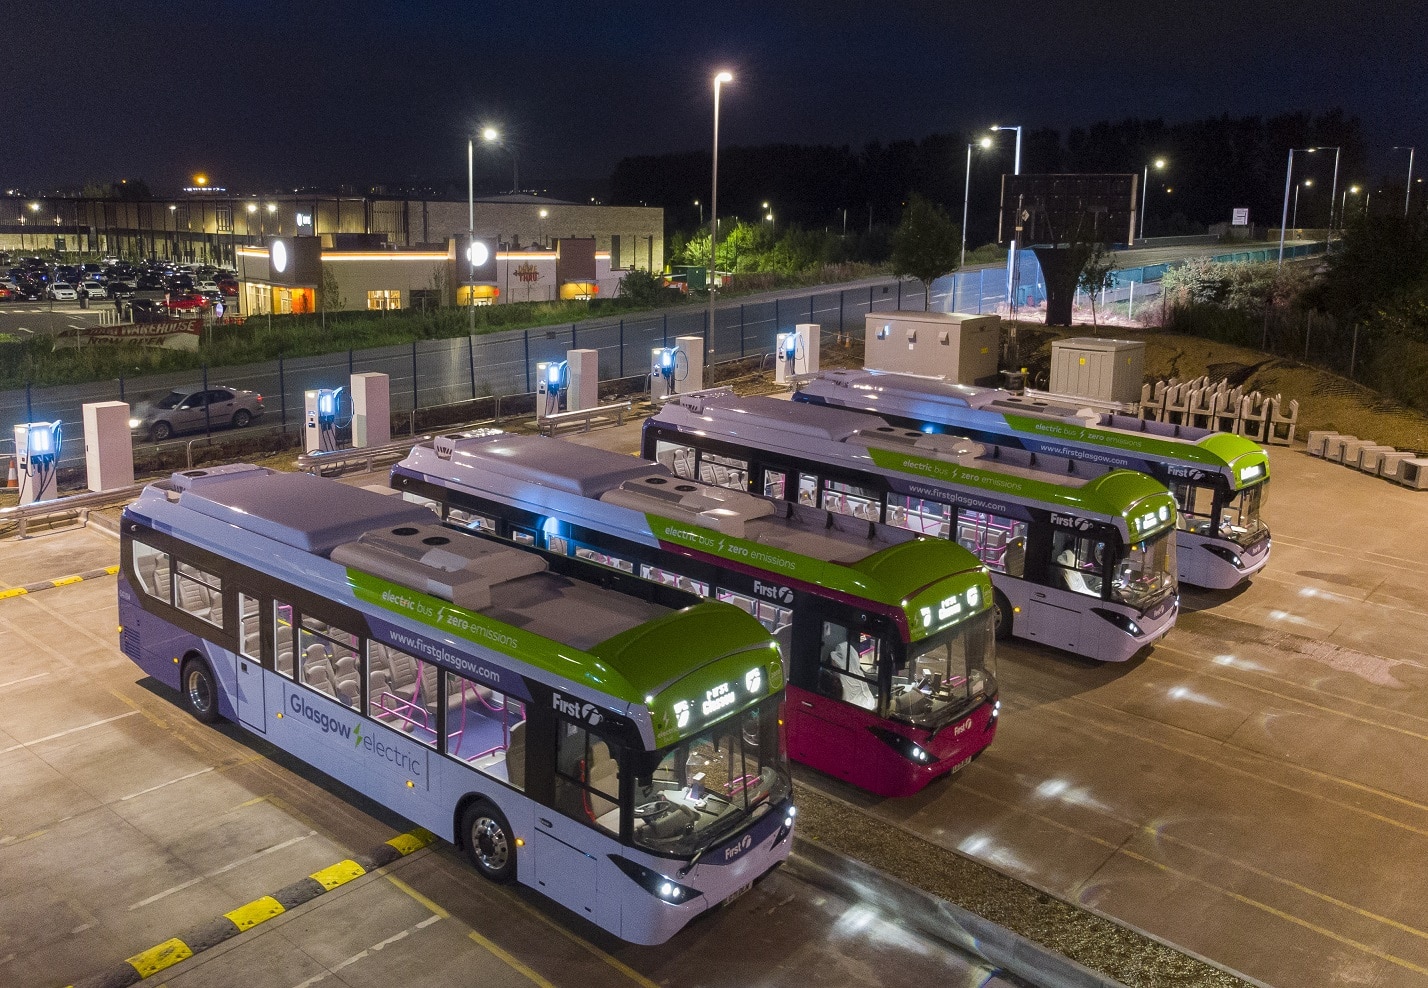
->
999;174;1138;247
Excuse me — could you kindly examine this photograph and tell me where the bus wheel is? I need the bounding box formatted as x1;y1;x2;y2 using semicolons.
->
992;590;1013;641
180;657;220;723
462;800;516;883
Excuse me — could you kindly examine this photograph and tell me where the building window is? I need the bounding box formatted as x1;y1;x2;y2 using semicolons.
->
409;288;442;311
367;290;402;311
215;205;233;233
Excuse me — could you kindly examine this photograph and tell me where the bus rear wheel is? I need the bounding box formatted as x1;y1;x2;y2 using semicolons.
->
180;657;220;723
992;590;1013;641
462;800;516;883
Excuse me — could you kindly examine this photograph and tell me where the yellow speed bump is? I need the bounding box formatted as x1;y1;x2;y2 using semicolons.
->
386;829;435;856
309;859;366;890
126;937;194;977
225;895;286;932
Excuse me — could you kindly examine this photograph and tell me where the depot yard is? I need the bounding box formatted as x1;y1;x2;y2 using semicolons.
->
5;356;1428;987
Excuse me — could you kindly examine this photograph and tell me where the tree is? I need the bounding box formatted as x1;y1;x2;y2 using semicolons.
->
319;264;346;313
890;194;960;310
1077;242;1116;326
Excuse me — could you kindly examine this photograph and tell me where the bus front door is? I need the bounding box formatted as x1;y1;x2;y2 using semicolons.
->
235;654;267;733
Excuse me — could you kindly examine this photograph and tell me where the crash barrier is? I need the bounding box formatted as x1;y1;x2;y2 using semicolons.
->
1307;431;1428;489
1139;377;1298;444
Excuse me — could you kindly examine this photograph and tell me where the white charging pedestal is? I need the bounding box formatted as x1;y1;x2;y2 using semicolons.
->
536;361;564;422
676;336;705;394
83;401;134;491
794;323;820;376
567;349;599;411
351;373;390;448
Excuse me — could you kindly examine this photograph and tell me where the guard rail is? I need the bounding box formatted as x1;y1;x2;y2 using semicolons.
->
0;483;146;539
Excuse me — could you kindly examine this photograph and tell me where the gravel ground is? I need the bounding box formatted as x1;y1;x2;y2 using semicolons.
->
793;783;1251;988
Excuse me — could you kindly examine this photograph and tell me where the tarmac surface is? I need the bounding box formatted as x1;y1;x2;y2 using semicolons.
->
3;393;1422;988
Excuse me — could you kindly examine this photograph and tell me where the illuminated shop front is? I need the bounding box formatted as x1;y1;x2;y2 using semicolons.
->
237;236;615;314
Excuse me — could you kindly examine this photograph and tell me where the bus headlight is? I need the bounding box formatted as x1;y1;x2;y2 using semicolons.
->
1204;544;1244;568
867;725;936;764
1092;608;1143;636
610;857;704;905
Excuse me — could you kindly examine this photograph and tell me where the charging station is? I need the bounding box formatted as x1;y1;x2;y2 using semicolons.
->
536;360;568;422
351;373;390;448
566;349;599;412
650;346;683;401
13;421;62;504
304;388;342;454
82;401;134;492
775;323;820;385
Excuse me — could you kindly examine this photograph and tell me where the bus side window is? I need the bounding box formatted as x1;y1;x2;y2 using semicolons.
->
554;721;622;834
887;494;950;538
655;440;697;479
273;600;295;677
174;560;224;628
797;473;818;506
640;564;709;597
763;468;787;500
957;509;1028;578
512;529;536;547
817;621;879;712
131;541;172;603
299;616;361;709
822;479;881;522
448;507;497;533
238;593;260;660
1171;483;1216;535
1051;532;1105;597
698;452;748;491
442;670;525;787
366;643;438;748
546;534;569;556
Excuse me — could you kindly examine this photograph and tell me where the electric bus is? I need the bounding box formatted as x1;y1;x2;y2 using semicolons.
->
794;369;1270;589
117;465;793;945
642;392;1181;663
392;432;999;798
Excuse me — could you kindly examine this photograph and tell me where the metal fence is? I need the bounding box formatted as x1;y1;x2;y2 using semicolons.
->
2;242;1330;468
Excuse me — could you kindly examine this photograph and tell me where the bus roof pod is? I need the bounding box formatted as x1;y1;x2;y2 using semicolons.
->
330;522;546;611
600;475;776;539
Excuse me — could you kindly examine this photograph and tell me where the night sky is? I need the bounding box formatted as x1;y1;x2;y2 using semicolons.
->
4;0;1423;196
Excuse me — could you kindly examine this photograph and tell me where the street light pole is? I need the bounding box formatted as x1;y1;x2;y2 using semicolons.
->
709;71;732;349
961;143;973;268
1328;146;1341;235
1139;159;1166;243
1395;146;1417;217
1277;148;1296;267
468;136;475;332
991;125;1022;309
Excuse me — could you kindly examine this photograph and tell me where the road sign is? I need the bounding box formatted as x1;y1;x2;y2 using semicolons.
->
1232;208;1250;226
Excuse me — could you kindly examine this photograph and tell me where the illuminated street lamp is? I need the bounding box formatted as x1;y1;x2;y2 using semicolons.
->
961;137;994;268
538;208;549;247
482;127;519;194
1139;158;1167;243
1393;146;1416;217
709;71;733;343
989;124;1022;308
694;199;702;225
1292;179;1313;229
1341;185;1361;223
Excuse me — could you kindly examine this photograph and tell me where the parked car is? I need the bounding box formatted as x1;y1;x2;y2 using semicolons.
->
196;279;219;293
165;292;208;312
196;288;224;308
0;284;13;301
11;280;43;301
217;277;239;297
130;386;265;442
79;282;107;299
125;298;168;322
107;280;137;299
47;282;78;301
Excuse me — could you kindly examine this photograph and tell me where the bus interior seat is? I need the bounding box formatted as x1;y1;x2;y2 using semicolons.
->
333;656;360;707
839;673;877;710
385;650;421;701
276;648;294;677
303;659;338;699
1061;567;1098;596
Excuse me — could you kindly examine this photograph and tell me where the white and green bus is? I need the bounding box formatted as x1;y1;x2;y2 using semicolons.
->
643;393;1180;662
117;465;793;945
795;369;1270;589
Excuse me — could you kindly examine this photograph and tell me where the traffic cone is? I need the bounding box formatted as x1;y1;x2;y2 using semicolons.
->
4;457;17;490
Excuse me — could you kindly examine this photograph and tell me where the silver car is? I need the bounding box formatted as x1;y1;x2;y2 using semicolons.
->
129;386;265;441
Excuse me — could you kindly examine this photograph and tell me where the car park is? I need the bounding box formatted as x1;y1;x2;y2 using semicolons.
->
129;386;265;441
47;282;78;301
79;282;107;299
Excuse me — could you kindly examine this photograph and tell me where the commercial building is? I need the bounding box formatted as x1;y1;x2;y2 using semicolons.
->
0;192;664;284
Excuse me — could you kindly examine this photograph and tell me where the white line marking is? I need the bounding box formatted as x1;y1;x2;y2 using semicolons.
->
288;915;443;988
128;831;317;910
0;744;22;756
0;672;48;691
24;711;138;745
121;766;215;800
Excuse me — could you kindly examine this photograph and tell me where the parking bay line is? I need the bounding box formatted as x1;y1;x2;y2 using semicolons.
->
23;710;138;746
288;915;444;988
128;832;317;910
120;766;216;801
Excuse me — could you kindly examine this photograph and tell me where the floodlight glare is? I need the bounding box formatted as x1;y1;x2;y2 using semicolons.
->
467;241;489;266
482;127;499;141
715;71;733;84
